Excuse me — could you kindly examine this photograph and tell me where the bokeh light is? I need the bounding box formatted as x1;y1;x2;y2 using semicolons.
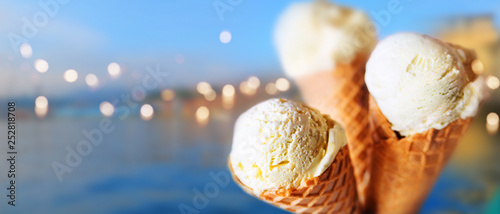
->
486;75;499;90
140;104;154;121
197;82;212;95
100;101;115;117
196;81;217;101
275;78;290;92
239;81;255;96
487;112;499;126
204;89;217;101
35;96;49;119
85;74;99;88
20;43;32;58
34;59;49;73
247;76;260;89
239;76;262;96
222;84;235;109
108;62;121;78
34;106;48;119
265;82;278;95
196;106;210;126
63;69;78;83
35;96;48;109
222;84;235;97
219;30;232;44
486;112;499;135
161;89;176;101
471;59;484;74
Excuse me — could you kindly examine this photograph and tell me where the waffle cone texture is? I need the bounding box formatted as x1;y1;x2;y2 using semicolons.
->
366;96;473;213
229;146;359;214
295;54;373;206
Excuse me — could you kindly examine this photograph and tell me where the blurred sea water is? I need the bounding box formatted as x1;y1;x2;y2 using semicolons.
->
0;104;495;214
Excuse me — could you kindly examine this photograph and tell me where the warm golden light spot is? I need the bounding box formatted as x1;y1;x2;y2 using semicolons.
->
487;112;499;126
222;84;235;97
265;82;278;95
239;81;256;96
35;96;48;109
276;78;290;92
100;101;115;117
204;89;217;101
63;69;78;83
247;76;260;89
471;59;484;74
197;82;212;95
20;43;32;58
196;106;210;126
140;104;154;121
107;62;121;78
35;96;49;119
34;59;49;73
34;106;48;119
486;75;499;90
486;112;499;135
161;89;175;101
85;74;99;88
222;84;235;109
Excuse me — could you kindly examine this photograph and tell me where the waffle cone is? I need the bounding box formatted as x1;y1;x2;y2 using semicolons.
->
295;54;373;206
229;146;359;214
366;96;473;213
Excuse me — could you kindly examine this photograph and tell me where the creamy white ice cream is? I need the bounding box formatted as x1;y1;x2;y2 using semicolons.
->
365;32;487;136
230;99;347;194
274;0;377;78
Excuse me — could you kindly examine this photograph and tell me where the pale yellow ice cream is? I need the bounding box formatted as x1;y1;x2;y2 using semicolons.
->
365;32;487;136
229;98;347;194
274;0;377;78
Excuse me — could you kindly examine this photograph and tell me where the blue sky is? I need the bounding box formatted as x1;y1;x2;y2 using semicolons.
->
0;0;499;98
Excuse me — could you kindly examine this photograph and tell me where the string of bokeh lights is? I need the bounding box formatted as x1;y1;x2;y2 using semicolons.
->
25;42;158;121
19;31;294;126
471;58;500;135
18;30;500;133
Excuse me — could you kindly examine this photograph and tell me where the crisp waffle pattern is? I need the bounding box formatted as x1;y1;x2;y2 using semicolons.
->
366;96;473;213
229;146;358;214
295;55;373;206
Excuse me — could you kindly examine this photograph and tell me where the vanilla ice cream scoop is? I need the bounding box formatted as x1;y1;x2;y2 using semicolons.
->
229;99;347;194
274;0;377;78
365;32;487;136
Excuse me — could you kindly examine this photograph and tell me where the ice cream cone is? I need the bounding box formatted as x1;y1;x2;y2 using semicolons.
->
366;96;473;213
274;1;377;206
229;146;359;214
295;53;373;206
